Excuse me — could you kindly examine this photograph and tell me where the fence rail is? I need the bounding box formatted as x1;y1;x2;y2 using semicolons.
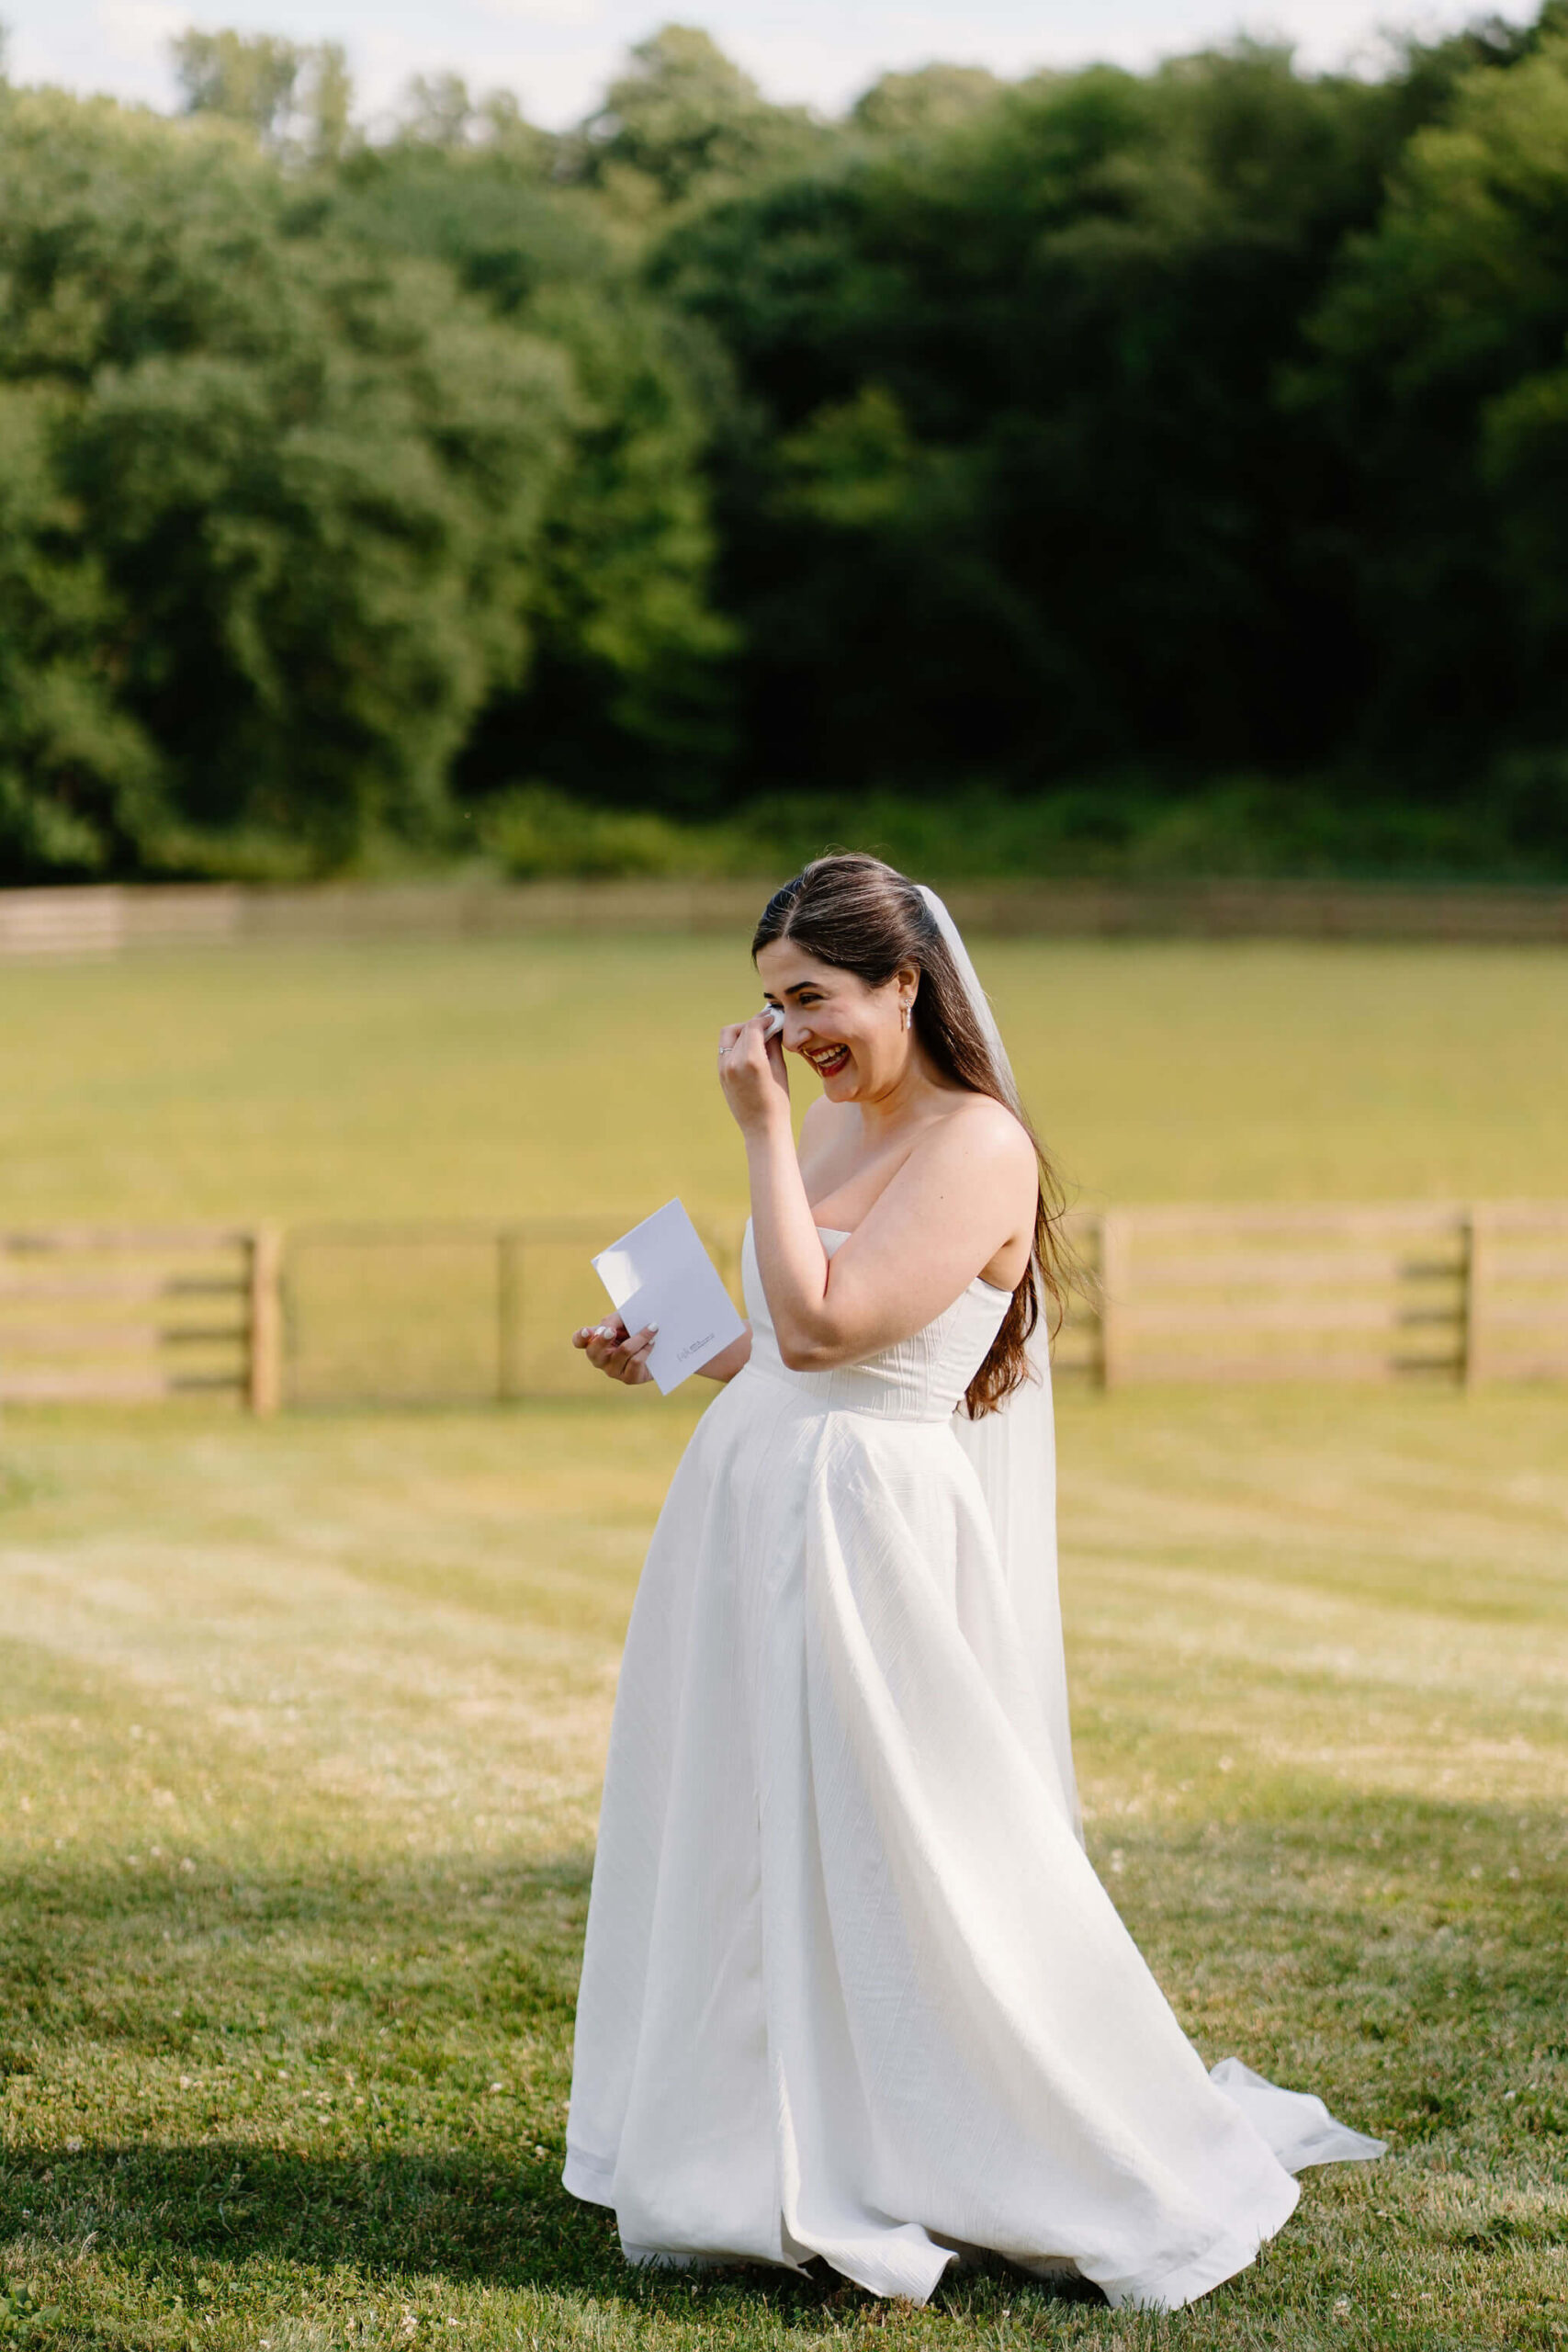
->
0;1204;1562;1409
0;1226;279;1408
4;877;1568;955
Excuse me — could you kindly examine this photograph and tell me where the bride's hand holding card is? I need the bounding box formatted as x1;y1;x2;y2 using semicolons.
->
591;1200;746;1396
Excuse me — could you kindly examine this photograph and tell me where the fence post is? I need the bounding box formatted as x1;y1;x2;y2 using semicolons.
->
1461;1205;1487;1390
497;1229;524;1402
1099;1211;1128;1390
247;1225;283;1416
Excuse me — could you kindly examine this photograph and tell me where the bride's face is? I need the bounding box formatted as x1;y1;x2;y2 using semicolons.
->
755;943;912;1102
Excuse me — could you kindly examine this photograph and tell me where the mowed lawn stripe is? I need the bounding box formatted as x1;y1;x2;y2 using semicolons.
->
1;1391;1564;2347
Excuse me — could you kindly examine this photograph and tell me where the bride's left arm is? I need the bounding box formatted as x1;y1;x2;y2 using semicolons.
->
718;1012;1033;1372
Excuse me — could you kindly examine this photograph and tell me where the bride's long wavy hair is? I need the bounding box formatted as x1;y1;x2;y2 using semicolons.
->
752;853;1069;1419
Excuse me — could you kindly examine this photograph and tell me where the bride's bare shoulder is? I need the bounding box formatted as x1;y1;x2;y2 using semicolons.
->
936;1091;1036;1171
916;1098;1039;1226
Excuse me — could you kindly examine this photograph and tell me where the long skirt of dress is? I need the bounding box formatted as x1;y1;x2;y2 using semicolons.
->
563;1360;1382;2309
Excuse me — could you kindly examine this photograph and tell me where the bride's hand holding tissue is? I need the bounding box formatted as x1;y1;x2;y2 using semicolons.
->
716;1006;790;1134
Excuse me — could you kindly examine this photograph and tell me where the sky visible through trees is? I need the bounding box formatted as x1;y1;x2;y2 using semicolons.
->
10;0;1543;124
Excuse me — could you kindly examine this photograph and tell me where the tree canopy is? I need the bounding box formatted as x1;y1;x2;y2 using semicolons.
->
3;14;1568;877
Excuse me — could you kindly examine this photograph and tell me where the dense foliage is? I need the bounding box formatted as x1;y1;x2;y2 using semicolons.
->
4;14;1568;878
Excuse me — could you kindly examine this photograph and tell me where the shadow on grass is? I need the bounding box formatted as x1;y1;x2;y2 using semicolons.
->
3;1802;1565;2330
7;2138;623;2290
0;2142;1107;2322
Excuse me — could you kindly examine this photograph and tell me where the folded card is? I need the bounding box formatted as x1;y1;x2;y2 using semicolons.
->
592;1198;747;1396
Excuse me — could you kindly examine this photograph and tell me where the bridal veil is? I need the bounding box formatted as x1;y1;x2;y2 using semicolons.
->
918;883;1080;1837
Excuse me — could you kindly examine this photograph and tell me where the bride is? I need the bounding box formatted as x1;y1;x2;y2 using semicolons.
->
564;853;1381;2310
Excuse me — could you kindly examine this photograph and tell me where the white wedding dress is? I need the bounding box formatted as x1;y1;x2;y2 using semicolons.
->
564;1222;1382;2309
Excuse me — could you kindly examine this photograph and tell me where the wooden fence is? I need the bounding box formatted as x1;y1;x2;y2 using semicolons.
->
4;877;1568;954
0;1205;1562;1409
1067;1201;1568;1387
0;1226;279;1409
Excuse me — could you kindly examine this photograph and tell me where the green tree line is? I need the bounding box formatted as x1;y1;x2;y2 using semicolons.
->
4;13;1568;881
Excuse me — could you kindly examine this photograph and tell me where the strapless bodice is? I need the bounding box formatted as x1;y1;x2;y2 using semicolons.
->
739;1219;1009;1423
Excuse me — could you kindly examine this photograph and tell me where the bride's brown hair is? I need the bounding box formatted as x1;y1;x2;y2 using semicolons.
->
752;852;1069;1419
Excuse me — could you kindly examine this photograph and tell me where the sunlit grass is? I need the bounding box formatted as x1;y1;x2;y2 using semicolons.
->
0;931;1563;2343
1;1387;1564;2349
0;935;1563;1227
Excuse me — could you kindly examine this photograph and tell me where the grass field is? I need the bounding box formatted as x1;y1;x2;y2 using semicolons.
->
1;933;1565;2349
2;935;1565;1223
